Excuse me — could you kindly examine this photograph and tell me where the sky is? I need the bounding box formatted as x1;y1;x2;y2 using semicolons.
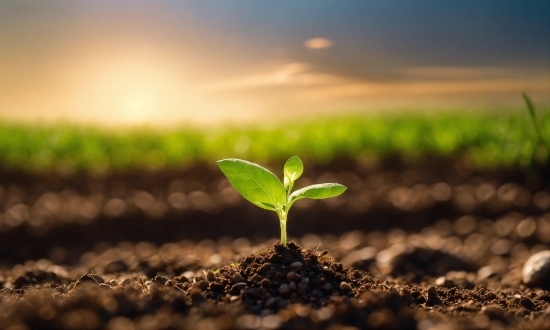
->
0;0;549;125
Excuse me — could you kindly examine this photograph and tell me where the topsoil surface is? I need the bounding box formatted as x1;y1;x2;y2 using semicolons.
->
0;156;549;329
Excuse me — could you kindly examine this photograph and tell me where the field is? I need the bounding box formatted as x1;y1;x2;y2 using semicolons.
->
1;107;550;329
1;109;549;173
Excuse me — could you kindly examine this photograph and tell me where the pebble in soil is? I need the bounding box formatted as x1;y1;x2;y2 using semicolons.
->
522;250;550;288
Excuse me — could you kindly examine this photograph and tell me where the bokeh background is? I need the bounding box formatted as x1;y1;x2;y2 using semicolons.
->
1;0;549;125
1;3;550;328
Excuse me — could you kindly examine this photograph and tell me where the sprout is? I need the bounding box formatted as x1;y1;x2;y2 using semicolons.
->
218;156;346;246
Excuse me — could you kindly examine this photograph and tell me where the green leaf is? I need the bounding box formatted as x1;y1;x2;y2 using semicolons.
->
217;158;286;211
289;183;346;207
283;155;303;192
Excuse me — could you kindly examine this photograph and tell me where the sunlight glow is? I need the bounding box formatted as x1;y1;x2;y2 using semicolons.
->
0;2;548;126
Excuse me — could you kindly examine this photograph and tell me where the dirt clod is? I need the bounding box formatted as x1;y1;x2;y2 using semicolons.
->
340;281;352;291
290;261;303;270
426;286;442;306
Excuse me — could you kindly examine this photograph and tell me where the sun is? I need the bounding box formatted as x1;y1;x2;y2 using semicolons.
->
69;54;188;125
122;94;157;124
63;49;245;126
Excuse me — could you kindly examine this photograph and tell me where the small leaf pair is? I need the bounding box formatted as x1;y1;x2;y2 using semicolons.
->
218;156;346;246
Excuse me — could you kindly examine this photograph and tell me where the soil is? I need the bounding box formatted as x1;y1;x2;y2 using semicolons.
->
0;156;549;329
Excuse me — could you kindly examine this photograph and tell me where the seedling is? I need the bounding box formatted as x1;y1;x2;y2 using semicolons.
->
218;156;346;246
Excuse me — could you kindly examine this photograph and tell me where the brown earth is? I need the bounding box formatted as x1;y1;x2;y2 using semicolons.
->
0;156;549;329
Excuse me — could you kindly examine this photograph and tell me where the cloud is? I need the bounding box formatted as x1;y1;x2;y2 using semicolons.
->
302;77;550;101
203;62;350;91
205;63;549;97
400;66;511;79
304;37;334;50
202;63;550;115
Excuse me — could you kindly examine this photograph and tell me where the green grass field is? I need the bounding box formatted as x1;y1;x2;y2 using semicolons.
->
0;108;548;173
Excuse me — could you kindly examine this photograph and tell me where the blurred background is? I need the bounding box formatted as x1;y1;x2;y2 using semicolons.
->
1;7;550;328
1;0;549;125
1;3;550;328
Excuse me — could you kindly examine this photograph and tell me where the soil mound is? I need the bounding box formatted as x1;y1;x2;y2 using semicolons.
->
215;241;368;309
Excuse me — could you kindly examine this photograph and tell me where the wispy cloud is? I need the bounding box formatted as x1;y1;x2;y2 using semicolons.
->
400;66;515;80
203;62;349;91
205;64;550;99
198;63;550;120
304;37;334;50
303;77;550;101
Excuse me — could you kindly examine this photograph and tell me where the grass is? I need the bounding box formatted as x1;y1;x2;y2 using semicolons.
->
0;108;548;173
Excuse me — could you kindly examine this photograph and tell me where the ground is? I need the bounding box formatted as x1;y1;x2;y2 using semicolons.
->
0;157;549;329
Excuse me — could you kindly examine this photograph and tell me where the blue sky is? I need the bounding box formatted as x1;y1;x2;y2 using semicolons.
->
173;1;550;67
0;0;549;124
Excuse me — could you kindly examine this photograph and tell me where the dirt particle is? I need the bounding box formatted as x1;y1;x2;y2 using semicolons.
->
77;273;104;285
481;304;507;320
290;261;303;270
435;276;454;288
400;288;415;305
265;297;277;307
288;281;297;292
460;300;478;311
279;283;290;295
297;282;307;295
231;282;247;295
520;296;537;311
232;273;245;284
477;266;496;281
286;272;301;282
173;275;190;283
153;275;169;285
426;286;441;306
189;288;206;304
206;271;216;282
260;278;272;288
339;281;352;291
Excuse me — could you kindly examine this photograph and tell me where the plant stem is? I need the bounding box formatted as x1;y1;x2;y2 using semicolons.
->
278;210;288;246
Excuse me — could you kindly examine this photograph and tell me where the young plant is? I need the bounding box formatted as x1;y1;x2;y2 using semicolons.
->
217;156;346;246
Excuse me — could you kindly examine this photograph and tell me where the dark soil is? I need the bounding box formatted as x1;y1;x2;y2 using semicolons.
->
1;157;549;329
